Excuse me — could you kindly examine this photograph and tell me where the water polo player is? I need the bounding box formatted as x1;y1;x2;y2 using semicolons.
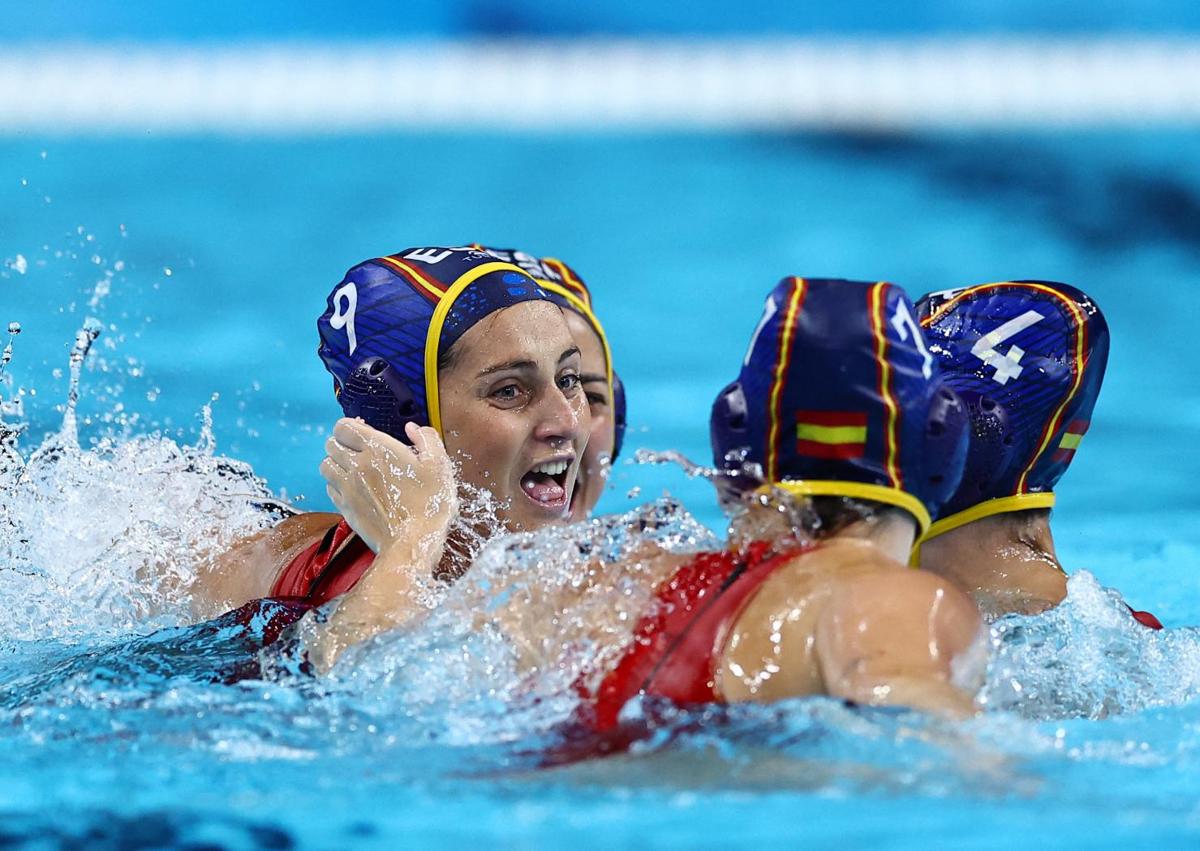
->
190;246;592;616
468;245;626;520
912;280;1160;627
588;276;984;720
320;276;987;719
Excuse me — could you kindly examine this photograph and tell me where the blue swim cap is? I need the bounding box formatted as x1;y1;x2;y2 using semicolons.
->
317;247;556;437
915;280;1109;540
468;245;625;460
711;277;969;534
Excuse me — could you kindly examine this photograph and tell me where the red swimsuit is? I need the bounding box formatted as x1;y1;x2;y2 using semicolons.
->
269;519;376;605
264;520;1164;721
582;541;811;732
578;544;1165;734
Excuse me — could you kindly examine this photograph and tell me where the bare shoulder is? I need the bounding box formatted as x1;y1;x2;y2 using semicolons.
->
257;511;344;557
190;511;343;618
824;561;982;651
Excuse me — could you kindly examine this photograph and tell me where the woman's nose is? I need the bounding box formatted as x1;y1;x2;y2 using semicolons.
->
534;386;584;443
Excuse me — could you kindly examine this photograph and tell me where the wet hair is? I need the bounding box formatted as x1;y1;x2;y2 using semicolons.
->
759;490;909;540
810;496;906;537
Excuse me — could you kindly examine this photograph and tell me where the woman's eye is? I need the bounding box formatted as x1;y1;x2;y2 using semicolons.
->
492;384;522;401
558;373;581;392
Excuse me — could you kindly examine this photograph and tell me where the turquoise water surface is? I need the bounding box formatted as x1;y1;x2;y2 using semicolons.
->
3;131;1200;848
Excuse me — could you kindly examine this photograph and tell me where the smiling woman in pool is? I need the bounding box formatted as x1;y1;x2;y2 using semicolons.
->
190;246;591;615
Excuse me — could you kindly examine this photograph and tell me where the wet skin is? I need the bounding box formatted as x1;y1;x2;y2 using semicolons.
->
713;505;986;716
191;301;590;616
437;300;590;533
564;310;616;522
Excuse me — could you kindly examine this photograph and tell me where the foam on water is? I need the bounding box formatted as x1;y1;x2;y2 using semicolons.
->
316;497;720;744
0;321;284;642
983;571;1200;719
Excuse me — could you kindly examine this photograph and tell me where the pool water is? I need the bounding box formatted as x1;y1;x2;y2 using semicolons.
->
3;130;1200;848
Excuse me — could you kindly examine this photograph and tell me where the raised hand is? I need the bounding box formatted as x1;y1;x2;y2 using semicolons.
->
320;418;458;556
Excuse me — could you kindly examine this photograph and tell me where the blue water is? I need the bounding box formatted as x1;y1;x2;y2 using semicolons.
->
6;0;1200;40
3;131;1200;847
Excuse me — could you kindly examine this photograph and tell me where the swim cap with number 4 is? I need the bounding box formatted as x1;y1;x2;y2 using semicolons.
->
915;280;1109;538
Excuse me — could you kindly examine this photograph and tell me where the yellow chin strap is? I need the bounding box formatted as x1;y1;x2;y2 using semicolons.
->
755;480;932;537
908;491;1056;566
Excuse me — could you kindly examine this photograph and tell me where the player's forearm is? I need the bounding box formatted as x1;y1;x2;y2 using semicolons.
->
307;539;433;669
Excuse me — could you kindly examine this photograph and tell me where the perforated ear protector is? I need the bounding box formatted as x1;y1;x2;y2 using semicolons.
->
336;357;422;444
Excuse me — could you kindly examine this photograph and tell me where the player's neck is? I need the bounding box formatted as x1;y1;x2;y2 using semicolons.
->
919;509;1065;617
729;500;915;563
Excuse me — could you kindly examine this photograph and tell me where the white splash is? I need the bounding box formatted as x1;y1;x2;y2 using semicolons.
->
319;498;719;743
0;321;287;642
982;570;1200;719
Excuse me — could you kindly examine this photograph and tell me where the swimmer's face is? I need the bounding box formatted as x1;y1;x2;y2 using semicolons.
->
439;300;589;533
565;310;615;522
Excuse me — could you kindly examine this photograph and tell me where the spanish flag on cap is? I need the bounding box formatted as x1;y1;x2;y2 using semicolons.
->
711;277;970;537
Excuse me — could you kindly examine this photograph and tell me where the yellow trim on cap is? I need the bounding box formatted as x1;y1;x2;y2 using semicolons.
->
424;261;534;434
908;491;1056;566
755;480;932;536
536;280;614;395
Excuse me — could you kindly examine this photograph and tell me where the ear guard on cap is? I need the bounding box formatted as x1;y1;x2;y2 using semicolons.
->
336;357;422;444
921;383;971;510
710;380;755;489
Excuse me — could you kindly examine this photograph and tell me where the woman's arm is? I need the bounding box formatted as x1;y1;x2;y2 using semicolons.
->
189;511;341;620
307;418;458;668
814;568;986;718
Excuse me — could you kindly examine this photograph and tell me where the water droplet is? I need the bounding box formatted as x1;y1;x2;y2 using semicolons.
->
9;255;27;275
163;267;173;277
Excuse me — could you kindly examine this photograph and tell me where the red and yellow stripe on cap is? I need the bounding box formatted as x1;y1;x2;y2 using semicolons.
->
1014;288;1086;493
766;277;809;483
869;282;902;488
542;257;593;311
375;254;449;304
795;410;868;460
1053;419;1089;463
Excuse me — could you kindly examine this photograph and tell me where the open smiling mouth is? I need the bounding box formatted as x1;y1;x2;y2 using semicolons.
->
519;459;572;509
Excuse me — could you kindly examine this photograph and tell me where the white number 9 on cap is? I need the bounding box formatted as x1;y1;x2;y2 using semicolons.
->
330;282;358;355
